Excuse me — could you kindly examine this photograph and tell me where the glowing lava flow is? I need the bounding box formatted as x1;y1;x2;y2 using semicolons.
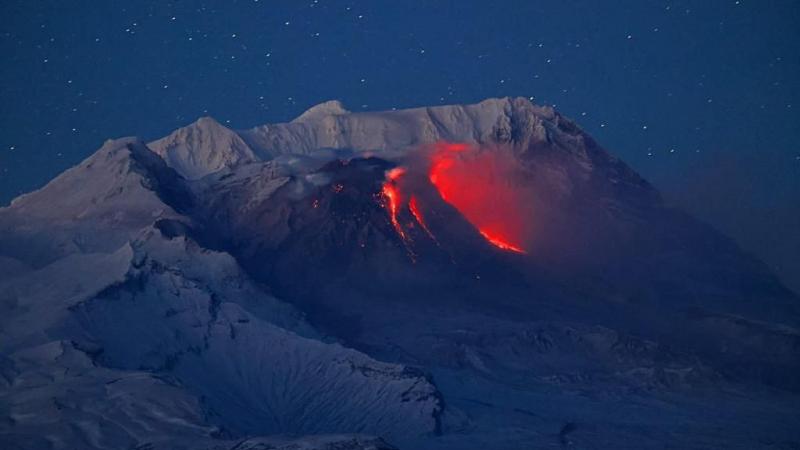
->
478;230;526;254
380;168;439;257
428;141;529;254
382;167;408;240
409;195;437;242
380;141;530;256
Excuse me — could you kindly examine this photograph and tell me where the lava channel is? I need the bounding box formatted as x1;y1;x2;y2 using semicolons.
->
380;167;443;258
381;167;408;241
409;195;437;242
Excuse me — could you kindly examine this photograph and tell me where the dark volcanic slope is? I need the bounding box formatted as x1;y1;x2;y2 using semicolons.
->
1;97;798;450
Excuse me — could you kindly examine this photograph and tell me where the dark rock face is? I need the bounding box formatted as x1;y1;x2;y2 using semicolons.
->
1;98;798;449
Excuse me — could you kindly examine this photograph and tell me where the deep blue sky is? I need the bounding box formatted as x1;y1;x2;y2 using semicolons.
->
1;0;798;289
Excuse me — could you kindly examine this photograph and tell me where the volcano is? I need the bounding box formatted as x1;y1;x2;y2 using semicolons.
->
1;97;798;449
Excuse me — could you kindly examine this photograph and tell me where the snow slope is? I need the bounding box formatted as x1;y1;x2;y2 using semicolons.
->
0;137;443;449
1;97;798;449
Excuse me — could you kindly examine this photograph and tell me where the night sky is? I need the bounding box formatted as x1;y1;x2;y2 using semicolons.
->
1;0;798;290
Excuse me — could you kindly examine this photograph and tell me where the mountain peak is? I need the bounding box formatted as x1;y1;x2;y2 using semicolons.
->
2;136;188;238
100;135;143;149
238;96;568;163
292;100;350;122
149;116;257;179
192;115;228;130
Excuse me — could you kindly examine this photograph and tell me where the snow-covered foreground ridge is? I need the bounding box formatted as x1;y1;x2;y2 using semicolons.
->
1;97;798;449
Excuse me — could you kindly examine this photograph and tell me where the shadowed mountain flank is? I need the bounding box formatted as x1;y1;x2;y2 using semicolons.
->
1;98;798;450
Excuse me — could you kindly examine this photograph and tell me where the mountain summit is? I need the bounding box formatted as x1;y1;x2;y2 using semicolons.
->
292;99;350;122
149;116;258;179
1;98;798;449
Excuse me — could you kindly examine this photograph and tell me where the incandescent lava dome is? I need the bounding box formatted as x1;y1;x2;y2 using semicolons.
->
380;141;536;254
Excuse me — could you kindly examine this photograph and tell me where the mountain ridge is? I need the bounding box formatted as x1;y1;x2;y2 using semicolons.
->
1;97;798;449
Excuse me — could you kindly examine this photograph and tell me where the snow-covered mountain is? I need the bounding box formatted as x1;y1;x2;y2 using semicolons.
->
149;117;259;180
1;98;798;449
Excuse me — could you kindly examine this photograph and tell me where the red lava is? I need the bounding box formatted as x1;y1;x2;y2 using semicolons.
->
381;167;408;241
428;142;529;254
408;195;436;242
379;141;530;255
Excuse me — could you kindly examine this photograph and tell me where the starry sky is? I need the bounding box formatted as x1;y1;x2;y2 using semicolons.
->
1;0;798;290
